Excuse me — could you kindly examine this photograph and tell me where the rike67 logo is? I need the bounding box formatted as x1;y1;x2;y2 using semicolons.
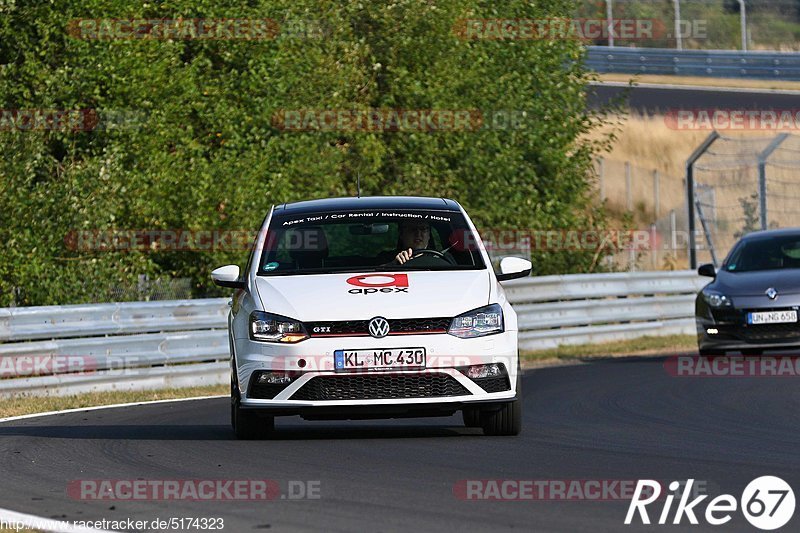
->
625;477;795;530
346;274;409;295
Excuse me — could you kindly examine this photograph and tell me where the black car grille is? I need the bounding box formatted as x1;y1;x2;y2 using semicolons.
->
306;317;451;337
472;375;511;393
739;323;800;341
289;373;470;401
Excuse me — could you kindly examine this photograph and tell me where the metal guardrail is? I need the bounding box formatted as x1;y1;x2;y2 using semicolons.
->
0;299;229;342
0;271;707;396
0;299;231;397
504;270;707;350
586;46;800;80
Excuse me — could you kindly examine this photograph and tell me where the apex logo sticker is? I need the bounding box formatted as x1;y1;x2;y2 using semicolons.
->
346;274;409;294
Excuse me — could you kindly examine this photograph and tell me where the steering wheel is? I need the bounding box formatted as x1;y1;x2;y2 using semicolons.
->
409;248;456;265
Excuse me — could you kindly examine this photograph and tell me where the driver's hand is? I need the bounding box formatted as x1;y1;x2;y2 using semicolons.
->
395;248;418;265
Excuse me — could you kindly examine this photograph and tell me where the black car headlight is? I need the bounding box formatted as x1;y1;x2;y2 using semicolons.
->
448;304;504;338
702;290;733;308
249;311;308;343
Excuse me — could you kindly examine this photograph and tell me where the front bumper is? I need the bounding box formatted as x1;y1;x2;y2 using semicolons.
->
696;311;800;351
233;331;518;410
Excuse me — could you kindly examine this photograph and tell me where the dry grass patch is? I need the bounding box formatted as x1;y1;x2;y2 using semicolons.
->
597;73;800;92
522;334;697;364
0;385;227;419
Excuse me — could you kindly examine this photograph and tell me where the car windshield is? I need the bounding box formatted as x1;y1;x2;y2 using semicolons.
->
258;209;486;275
724;235;800;272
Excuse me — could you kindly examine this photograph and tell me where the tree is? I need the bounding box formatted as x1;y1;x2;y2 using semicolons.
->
0;0;611;306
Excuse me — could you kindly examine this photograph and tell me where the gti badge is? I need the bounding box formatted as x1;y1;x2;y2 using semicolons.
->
766;287;778;300
368;316;390;338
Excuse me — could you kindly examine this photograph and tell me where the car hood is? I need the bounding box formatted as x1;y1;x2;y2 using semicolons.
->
713;269;800;296
254;270;490;321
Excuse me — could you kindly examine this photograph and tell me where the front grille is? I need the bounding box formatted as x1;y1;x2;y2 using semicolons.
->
473;376;511;393
306;317;451;337
739;323;800;341
289;373;470;401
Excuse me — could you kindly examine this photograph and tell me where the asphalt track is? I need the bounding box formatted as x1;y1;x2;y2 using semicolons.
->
1;357;798;532
587;83;800;113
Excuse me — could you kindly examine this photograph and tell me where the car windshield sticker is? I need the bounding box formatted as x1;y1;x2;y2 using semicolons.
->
263;261;279;271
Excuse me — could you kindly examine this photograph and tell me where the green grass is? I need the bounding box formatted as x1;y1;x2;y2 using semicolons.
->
522;334;697;363
0;384;227;419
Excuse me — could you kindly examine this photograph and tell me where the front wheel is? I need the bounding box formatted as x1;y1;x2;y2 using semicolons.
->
480;374;522;436
231;381;275;440
480;399;521;436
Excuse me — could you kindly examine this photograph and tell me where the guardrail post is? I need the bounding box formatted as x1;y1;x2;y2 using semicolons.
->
650;224;658;269
653;170;660;219
625;161;632;211
737;0;747;52
598;157;605;201
757;133;790;230
670;209;677;253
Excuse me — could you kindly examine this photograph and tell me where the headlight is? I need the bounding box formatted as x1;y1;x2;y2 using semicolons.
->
249;311;308;343
702;290;733;308
448;304;504;338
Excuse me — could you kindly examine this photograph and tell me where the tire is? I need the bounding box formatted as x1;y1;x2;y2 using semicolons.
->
231;380;275;440
480;400;521;436
480;374;522;436
462;408;481;428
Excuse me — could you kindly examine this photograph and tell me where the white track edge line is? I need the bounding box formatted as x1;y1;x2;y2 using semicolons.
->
0;505;117;533
0;395;226;424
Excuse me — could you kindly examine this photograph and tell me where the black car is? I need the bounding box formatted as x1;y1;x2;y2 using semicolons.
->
696;228;800;355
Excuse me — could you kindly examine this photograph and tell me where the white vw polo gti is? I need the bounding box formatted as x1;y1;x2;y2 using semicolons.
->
211;196;531;439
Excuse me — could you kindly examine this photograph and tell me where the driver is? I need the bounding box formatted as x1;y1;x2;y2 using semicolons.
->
394;220;431;264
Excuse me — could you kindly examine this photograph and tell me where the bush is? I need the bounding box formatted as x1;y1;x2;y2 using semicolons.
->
0;0;611;306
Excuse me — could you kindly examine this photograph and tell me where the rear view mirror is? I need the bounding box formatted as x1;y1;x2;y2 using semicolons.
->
211;265;246;289
349;223;389;235
497;257;532;282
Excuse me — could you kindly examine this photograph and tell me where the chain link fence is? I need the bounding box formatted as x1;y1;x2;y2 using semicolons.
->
690;133;800;267
596;157;690;271
576;0;800;51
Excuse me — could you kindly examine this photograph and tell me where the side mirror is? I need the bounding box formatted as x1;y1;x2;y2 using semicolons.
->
497;257;532;282
212;265;246;290
698;263;716;278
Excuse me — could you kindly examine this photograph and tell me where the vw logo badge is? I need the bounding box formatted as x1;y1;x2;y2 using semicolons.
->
368;317;390;338
766;287;778;300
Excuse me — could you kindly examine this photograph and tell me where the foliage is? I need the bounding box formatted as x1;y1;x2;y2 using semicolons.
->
0;0;612;305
